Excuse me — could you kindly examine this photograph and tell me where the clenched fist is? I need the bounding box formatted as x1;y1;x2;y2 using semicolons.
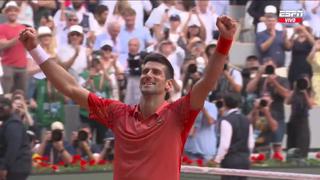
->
19;27;38;51
216;16;238;40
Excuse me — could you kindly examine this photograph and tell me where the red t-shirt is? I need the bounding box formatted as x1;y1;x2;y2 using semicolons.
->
88;93;200;180
0;23;27;68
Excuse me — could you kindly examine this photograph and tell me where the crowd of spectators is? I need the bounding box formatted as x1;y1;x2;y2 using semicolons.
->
0;0;320;167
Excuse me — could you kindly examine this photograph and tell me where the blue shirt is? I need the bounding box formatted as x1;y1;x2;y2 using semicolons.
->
184;101;218;160
256;30;286;67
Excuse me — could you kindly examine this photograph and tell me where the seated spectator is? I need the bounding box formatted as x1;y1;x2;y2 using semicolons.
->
36;121;74;164
307;39;320;105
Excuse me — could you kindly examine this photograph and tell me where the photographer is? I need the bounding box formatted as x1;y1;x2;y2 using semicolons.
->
248;93;278;150
208;57;243;102
11;96;34;129
71;128;99;162
36;121;74;164
286;75;315;159
246;59;289;160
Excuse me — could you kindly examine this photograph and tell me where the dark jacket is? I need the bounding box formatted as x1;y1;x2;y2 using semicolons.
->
0;114;32;173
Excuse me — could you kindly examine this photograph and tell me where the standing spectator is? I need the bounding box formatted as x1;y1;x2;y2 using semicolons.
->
286;75;315;159
307;39;320;105
0;1;27;94
303;1;320;38
287;24;315;89
182;9;207;46
55;12;79;46
246;59;289;160
93;21;121;53
0;96;32;180
256;13;290;67
16;0;34;28
29;0;57;28
214;93;254;180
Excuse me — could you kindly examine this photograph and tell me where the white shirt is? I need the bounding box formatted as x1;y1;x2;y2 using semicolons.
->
198;8;218;43
58;45;88;75
214;109;255;163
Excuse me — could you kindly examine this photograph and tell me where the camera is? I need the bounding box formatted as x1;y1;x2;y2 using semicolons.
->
296;78;308;90
259;99;268;108
241;68;251;79
223;64;228;71
187;63;197;74
51;129;63;142
215;100;224;109
77;130;89;141
265;65;275;75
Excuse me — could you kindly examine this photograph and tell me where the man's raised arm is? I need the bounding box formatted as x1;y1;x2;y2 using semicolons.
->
190;16;237;110
19;28;90;109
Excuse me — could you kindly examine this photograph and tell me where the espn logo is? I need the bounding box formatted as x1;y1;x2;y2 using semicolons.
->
278;10;304;23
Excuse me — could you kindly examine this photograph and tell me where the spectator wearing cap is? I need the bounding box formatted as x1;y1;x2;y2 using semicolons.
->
57;25;88;81
36;121;74;165
247;1;281;29
0;96;32;180
181;8;206;48
0;1;28;94
55;12;79;46
256;11;291;67
256;5;283;33
93;21;121;53
119;8;154;61
99;40;124;101
196;0;218;43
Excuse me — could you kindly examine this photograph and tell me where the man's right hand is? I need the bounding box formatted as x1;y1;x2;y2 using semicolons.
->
19;28;38;51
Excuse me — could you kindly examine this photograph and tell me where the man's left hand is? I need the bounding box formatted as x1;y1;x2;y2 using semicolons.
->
0;170;7;180
216;16;237;40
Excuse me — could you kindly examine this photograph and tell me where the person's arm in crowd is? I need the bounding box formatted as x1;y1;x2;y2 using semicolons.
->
285;91;294;105
202;107;215;125
154;11;169;41
214;120;232;163
190;16;237;109
302;26;315;45
20;101;34;126
307;40;320;64
266;75;289;98
303;90;316;108
1;122;24;170
58;46;80;70
223;69;242;93
259;29;276;52
19;28;90;109
283;27;292;50
36;131;51;156
0;37;18;50
248;124;255;153
246;68;262;93
195;12;207;42
79;141;95;161
59;0;67;22
182;12;193;39
260;105;278;132
247;1;260;21
52;141;73;164
30;0;57;10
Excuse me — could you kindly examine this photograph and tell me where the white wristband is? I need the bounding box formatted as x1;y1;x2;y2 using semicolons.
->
29;45;50;65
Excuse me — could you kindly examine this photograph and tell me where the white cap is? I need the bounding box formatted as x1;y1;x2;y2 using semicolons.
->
188;16;200;27
51;121;64;130
37;26;52;36
100;39;114;49
264;5;277;14
4;1;19;11
69;25;83;34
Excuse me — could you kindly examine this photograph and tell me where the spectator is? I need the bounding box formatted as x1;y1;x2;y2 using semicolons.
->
246;59;289;161
11;95;34;130
0;1;28;94
16;0;34;28
208;57;243;102
36;121;74;164
93;21;121;53
57;25;88;81
287;24;315;89
0;96;32;180
29;0;57;28
256;12;290;67
184;73;218;161
93;5;109;36
213;92;254;180
55;12;79;46
182;9;206;46
303;1;320;38
307;39;320;105
286;74;315;159
119;8;154;59
256;5;283;33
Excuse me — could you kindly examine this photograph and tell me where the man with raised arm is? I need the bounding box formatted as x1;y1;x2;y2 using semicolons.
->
19;15;237;180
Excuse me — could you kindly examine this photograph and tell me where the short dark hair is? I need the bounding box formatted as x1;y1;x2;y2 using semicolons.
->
122;7;136;17
223;92;241;109
142;53;174;80
246;55;258;61
0;96;12;108
95;5;108;15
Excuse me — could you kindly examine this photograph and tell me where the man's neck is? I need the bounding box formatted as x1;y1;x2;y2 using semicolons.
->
139;95;166;119
7;21;17;25
126;25;134;32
